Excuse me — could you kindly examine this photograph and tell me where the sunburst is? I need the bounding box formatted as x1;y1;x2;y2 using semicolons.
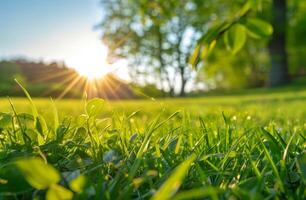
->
29;43;130;99
66;42;112;81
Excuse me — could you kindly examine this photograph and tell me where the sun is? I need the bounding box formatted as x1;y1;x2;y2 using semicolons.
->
76;63;108;81
66;42;112;80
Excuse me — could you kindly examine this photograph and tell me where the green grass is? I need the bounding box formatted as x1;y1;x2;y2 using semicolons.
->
0;86;305;199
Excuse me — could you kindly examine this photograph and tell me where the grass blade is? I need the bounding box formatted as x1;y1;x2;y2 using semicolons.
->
151;154;196;200
15;79;38;118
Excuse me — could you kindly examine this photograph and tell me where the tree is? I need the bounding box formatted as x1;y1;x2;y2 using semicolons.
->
0;61;25;96
268;0;289;86
190;0;300;88
100;0;214;96
100;0;298;93
288;0;306;77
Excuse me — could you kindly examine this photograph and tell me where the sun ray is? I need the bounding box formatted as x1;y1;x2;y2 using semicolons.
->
83;78;90;98
32;70;75;83
57;75;83;100
96;78;108;99
102;75;120;99
106;75;131;98
75;76;87;94
41;72;79;97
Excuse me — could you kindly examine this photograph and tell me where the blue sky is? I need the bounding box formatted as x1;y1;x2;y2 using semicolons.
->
0;0;129;79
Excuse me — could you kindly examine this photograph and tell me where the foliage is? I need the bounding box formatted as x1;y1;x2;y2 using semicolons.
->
100;0;251;96
0;61;25;96
190;0;273;69
288;0;306;76
101;0;201;96
0;60;81;98
0;83;305;199
130;83;167;98
198;41;269;90
100;0;304;92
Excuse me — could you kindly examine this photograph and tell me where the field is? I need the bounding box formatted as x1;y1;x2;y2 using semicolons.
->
0;85;305;199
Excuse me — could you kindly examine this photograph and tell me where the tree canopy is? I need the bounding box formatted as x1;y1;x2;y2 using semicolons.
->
99;0;306;94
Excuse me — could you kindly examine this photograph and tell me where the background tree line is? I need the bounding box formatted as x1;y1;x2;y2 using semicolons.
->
0;59;136;99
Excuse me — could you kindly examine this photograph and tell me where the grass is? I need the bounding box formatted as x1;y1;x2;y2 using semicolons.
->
0;85;305;199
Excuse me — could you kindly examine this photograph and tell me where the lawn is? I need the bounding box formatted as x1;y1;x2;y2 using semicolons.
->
0;85;305;199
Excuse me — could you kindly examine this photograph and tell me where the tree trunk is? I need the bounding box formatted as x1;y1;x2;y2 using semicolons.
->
179;74;187;97
176;24;187;97
156;25;174;96
268;0;289;87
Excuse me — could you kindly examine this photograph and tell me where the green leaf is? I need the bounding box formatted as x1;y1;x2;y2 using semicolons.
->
297;153;306;184
188;45;201;67
0;113;12;127
172;187;221;200
36;116;47;145
74;126;87;142
238;177;258;190
191;20;232;69
200;40;216;60
16;158;60;189
17;113;34;123
69;175;88;193
15;79;38;119
77;114;88;126
25;129;38;141
0;164;32;194
261;128;282;154
224;24;246;54
46;184;73;200
189;40;216;69
259;138;284;192
86;98;104;117
199;21;231;45
51;98;59;132
35;117;44;136
236;0;253;17
242;18;273;39
151;154;196;200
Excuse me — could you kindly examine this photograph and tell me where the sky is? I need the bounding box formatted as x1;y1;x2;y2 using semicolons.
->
0;0;129;80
